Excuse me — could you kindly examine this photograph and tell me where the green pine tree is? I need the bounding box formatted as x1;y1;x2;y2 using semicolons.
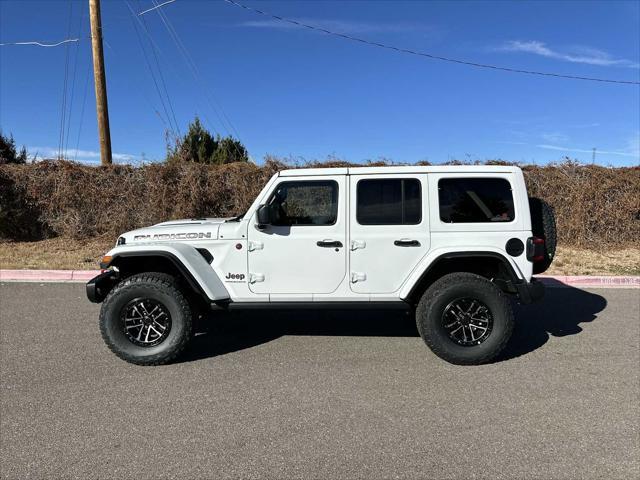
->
167;117;248;164
0;131;27;165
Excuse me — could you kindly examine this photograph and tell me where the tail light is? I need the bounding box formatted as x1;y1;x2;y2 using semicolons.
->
526;237;545;262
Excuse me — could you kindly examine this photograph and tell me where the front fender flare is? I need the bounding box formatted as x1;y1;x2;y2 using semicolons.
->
103;243;230;302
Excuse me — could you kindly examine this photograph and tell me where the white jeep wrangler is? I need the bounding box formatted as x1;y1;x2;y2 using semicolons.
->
87;166;555;365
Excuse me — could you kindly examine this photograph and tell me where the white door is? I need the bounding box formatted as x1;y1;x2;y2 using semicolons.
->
248;176;347;295
349;174;430;293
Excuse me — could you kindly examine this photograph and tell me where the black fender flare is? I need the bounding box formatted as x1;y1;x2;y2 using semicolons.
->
405;251;522;301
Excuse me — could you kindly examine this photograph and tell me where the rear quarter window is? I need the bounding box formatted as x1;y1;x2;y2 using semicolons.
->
438;178;515;223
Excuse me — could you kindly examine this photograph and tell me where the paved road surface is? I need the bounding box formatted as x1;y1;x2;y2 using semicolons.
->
0;283;638;479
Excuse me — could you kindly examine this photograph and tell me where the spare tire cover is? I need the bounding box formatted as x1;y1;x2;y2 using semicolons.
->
528;197;557;274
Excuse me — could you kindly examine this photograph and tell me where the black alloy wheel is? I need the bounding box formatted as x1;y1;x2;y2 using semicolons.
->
121;298;172;347
442;298;494;346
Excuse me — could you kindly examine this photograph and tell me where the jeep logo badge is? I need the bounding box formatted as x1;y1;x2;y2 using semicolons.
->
225;273;246;282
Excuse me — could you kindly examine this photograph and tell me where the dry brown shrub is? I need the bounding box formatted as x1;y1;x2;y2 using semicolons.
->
1;158;638;248
523;162;639;248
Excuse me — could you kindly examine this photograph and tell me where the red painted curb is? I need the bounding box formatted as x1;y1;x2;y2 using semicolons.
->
71;270;99;281
537;275;640;288
0;270;77;281
0;270;99;282
1;269;639;288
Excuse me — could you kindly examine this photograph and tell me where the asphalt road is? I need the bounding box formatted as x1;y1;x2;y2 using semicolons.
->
0;283;638;480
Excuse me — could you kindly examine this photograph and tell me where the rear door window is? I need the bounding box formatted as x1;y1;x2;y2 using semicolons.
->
438;178;514;223
357;178;421;225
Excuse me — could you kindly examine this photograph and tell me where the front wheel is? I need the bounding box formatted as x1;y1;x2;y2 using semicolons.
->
99;272;193;365
416;273;513;365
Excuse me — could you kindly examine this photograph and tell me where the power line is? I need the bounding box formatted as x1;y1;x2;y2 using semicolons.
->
58;1;74;160
126;0;179;138
139;0;176;16
150;0;247;159
133;1;240;158
223;0;640;86
150;2;225;137
0;38;79;47
64;4;86;157
123;4;193;139
130;1;231;143
152;0;245;142
74;48;93;162
136;0;181;137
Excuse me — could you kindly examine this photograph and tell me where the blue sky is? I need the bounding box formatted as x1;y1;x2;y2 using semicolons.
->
1;0;639;166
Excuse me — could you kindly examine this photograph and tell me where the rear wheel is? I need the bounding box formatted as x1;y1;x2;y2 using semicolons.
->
99;272;193;365
416;273;513;365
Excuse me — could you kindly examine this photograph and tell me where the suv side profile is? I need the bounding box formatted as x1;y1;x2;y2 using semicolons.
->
87;166;555;366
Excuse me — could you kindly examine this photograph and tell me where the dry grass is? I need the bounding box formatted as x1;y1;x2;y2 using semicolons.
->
546;246;640;276
0;237;112;270
1;238;637;276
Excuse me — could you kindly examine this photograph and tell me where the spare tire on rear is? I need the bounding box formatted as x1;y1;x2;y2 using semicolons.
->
528;197;557;274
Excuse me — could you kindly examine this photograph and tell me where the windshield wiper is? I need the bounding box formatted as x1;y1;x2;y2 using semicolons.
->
227;212;245;222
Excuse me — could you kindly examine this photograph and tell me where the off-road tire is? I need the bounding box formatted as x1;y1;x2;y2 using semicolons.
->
529;197;557;274
416;273;513;365
99;272;193;365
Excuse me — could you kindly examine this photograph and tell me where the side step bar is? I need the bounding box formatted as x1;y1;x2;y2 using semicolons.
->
214;301;411;311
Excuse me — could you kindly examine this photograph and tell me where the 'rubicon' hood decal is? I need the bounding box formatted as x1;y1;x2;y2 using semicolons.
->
122;217;230;243
133;232;213;241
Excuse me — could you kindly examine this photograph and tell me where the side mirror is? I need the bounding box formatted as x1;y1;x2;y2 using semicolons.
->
256;204;270;228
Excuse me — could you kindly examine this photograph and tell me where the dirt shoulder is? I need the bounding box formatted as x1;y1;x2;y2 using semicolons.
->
0;238;638;276
0;237;113;270
545;246;639;276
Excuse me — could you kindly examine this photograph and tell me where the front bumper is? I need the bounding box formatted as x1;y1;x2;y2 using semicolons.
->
86;270;119;303
514;278;545;304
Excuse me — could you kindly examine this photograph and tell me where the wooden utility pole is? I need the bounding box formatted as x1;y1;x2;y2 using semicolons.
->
89;0;112;165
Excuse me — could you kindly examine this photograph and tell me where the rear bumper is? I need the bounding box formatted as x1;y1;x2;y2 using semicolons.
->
514;278;545;304
86;270;119;303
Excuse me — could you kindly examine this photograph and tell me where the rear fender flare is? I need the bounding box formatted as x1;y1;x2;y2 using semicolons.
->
400;248;523;301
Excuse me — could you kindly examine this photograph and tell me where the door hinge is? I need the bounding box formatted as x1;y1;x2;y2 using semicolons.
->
248;273;265;284
248;241;264;252
350;240;366;251
351;272;367;283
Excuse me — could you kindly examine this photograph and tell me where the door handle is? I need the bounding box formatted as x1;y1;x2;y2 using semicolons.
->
317;240;343;248
394;239;421;247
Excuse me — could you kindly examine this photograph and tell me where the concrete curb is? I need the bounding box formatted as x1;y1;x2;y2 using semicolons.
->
1;269;639;288
0;270;98;282
536;275;639;289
